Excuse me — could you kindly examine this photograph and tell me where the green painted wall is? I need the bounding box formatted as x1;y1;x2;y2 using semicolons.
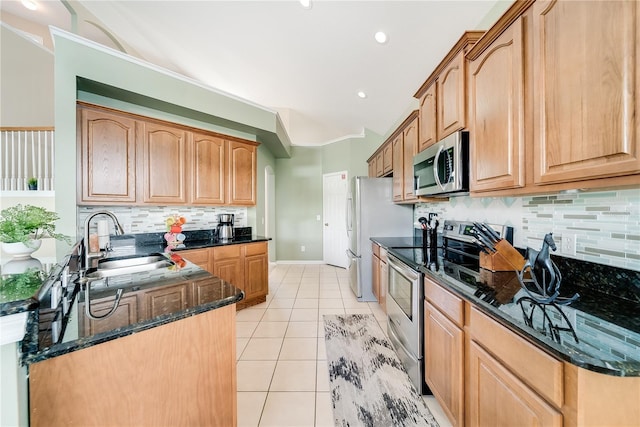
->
274;130;382;261
275;146;324;260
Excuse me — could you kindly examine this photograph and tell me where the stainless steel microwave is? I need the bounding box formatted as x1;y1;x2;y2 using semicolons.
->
413;131;469;197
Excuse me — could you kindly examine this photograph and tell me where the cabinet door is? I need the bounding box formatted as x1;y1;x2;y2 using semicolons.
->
371;252;380;303
469;18;525;192
468;340;562;427
142;282;190;319
140;122;188;204
379;249;388;313
437;51;466;140
418;83;438;152
403;118;419;201
213;245;244;289
81;293;138;336
227;140;256;205
245;253;268;300
392;134;404;202
532;0;640;184
79;108;137;203
191;133;225;205
368;160;376;177
375;152;384;177
424;302;464;427
382;142;393;174
244;242;268;299
179;248;212;273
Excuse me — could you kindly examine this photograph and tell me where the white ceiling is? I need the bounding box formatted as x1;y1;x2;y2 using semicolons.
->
1;0;506;147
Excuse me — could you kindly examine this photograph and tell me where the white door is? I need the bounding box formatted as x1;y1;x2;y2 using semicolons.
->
323;171;348;268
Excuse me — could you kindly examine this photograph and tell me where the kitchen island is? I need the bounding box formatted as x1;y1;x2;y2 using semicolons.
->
9;235;248;427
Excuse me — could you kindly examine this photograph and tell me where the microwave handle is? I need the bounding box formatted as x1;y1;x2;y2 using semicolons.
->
433;145;444;190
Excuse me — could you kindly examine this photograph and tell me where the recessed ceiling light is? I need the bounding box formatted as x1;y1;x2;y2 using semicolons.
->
374;31;388;44
357;91;367;99
300;0;312;10
22;0;37;10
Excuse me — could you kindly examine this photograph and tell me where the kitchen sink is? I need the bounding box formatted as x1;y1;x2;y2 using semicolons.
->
84;253;174;279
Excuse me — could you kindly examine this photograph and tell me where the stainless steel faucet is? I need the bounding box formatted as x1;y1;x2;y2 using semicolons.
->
83;211;125;269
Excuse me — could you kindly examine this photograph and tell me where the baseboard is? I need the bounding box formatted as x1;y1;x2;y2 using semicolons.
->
275;260;325;265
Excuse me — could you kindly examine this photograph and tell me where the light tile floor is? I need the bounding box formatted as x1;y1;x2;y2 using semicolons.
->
236;263;452;427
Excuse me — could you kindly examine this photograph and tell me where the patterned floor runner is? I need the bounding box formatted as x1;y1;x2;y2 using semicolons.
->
323;314;439;427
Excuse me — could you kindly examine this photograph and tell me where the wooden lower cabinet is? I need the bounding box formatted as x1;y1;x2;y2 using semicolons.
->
244;243;268;301
213;242;268;309
467;339;562;427
424;301;464;426
178;247;212;272
29;304;237;427
378;248;388;312
141;282;190;319
371;243;381;303
424;276;465;426
80;293;138;336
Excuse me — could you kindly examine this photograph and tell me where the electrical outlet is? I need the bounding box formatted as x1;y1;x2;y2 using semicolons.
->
301;245;306;252
561;234;576;256
123;223;132;233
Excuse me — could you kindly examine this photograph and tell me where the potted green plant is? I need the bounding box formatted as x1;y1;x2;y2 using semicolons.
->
27;177;38;190
0;204;70;258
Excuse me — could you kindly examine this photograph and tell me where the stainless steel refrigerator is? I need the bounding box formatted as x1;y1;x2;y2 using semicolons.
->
346;176;413;301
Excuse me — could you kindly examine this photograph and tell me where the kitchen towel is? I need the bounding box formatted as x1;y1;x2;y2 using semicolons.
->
323;314;439;427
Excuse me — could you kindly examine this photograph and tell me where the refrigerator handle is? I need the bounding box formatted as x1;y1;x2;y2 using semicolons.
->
345;193;353;233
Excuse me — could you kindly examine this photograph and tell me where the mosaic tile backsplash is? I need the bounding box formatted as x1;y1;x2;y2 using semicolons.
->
415;188;639;272
78;206;248;237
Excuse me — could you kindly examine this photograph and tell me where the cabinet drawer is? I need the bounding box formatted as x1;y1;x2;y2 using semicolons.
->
179;248;209;265
469;307;564;408
245;241;267;256
213;245;242;260
424;276;464;327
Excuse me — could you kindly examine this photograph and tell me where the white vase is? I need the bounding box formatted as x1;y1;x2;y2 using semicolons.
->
1;240;42;259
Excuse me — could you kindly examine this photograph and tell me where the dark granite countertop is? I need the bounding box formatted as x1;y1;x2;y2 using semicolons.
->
372;237;640;377
17;229;273;365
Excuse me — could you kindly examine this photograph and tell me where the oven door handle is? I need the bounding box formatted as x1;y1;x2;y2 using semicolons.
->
387;254;420;282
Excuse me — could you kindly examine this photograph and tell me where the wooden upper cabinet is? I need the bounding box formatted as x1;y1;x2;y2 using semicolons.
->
532;0;640;184
468;16;525;192
437;51;467;140
414;31;484;149
392;133;404;202
403;117;419;201
191;132;225;205
79;108;137;203
418;83;438;151
375;152;384;177
368;159;376;177
382;142;393;174
227;140;257;205
140;121;188;204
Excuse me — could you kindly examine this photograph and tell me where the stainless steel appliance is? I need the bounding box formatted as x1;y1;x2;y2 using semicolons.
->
413;131;469;197
386;215;441;395
346;176;413;301
217;214;234;240
387;252;427;394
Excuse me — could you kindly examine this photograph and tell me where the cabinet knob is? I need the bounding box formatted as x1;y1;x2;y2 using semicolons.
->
325;223;329;226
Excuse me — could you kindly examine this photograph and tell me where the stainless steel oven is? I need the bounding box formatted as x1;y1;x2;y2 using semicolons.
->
387;253;425;394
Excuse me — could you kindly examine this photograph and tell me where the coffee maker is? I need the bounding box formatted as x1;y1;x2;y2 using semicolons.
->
217;214;234;240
